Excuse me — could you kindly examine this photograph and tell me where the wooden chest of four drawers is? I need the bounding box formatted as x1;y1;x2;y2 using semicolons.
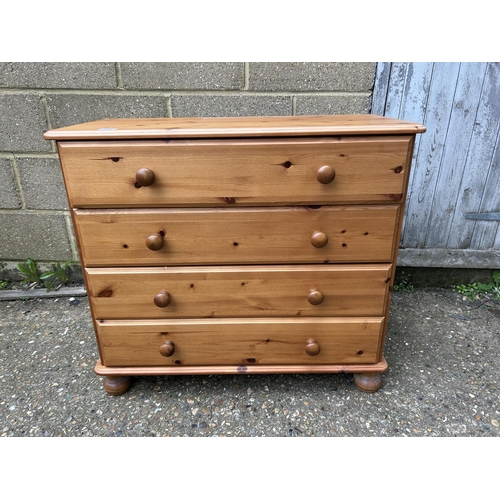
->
45;115;425;395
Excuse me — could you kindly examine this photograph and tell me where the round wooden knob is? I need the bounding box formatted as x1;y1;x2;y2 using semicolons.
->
308;289;324;305
311;231;328;248
154;291;171;308
135;168;155;187
146;233;164;251
305;339;321;356
317;165;335;184
159;340;175;357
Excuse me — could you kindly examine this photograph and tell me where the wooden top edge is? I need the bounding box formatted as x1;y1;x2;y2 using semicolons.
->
44;114;426;140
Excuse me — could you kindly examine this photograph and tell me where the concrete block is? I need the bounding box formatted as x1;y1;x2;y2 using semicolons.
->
0;62;116;89
0;158;21;208
295;95;372;115
0;94;51;152
17;157;68;210
171;95;292;117
121;62;244;90
46;94;167;129
249;62;376;92
0;211;72;261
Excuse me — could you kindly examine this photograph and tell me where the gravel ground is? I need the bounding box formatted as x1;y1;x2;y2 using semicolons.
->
1;287;499;438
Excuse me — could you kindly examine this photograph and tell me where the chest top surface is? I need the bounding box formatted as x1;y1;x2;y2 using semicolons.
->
44;114;426;141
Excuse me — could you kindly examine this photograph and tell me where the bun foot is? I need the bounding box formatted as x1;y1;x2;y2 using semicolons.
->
102;375;132;395
353;372;382;393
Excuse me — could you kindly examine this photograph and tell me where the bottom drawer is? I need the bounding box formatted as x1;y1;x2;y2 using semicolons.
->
96;317;383;367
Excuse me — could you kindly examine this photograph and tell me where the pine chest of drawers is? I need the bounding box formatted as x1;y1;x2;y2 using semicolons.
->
45;115;425;395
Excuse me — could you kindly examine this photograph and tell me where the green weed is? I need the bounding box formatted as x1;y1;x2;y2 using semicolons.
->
453;270;500;301
40;260;72;292
17;258;42;287
17;259;72;292
393;271;414;293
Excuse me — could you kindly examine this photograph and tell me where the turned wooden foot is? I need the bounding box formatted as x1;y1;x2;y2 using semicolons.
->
102;376;132;395
353;372;382;393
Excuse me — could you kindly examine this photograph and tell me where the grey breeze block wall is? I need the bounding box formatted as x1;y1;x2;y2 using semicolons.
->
0;62;376;279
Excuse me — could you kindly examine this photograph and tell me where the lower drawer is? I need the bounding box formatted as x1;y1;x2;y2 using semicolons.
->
96;317;384;367
86;264;392;319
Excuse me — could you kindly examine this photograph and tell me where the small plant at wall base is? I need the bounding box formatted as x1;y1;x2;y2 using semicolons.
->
17;259;72;292
393;271;414;293
40;260;72;292
17;258;42;288
453;270;500;302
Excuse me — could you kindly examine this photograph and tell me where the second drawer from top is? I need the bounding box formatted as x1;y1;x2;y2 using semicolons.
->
74;205;400;266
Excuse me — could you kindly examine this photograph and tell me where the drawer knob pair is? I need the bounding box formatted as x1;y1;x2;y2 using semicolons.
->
159;340;175;357
135;168;155;187
161;340;319;358
148;230;329;250
136;166;334;186
154;290;322;308
316;165;335;184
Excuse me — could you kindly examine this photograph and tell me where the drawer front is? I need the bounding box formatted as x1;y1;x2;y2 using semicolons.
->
86;264;392;319
96;317;384;366
74;205;400;266
58;136;412;207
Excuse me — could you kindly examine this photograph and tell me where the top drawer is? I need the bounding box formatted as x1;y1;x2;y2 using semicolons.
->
58;136;413;208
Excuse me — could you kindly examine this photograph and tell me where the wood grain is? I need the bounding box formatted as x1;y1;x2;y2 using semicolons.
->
57;136;412;208
85;264;392;319
74;205;400;266
96;317;384;367
44;114;426;141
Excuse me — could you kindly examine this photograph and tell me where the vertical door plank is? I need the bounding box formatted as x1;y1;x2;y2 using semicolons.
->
448;62;499;249
425;63;488;247
383;62;407;118
373;63;434;245
372;63;392;116
470;62;500;250
400;63;461;248
495;219;500;251
392;63;433;241
471;130;500;249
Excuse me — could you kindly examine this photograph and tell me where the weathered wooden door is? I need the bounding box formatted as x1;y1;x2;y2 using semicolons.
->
372;62;500;268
